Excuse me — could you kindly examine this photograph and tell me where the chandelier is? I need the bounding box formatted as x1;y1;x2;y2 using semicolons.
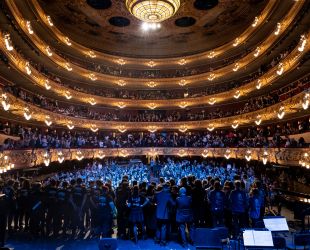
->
126;0;181;23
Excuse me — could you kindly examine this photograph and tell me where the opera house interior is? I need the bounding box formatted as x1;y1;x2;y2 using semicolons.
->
0;0;309;249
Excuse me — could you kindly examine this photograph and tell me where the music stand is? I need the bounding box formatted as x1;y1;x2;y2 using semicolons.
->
243;230;274;249
263;216;289;232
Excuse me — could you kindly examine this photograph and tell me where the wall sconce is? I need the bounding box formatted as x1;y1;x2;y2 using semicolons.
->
1;93;10;111
4;34;13;51
88;51;96;58
232;121;239;129
25;61;31;75
89;73;97;81
64;37;72;46
256;79;262;89
178;59;187;65
23;107;32;120
207;125;215;131
255;115;262;125
97;150;106;159
65;63;72;71
67;121;74;130
252;16;259;27
147;103;157;109
44;79;51;90
208;73;216;81
234;90;241;99
254;46;261;57
45;46;53;56
208;51;215;58
116;58;126;65
43;151;50;166
147;61;156;67
148;126;158;133
147;81;157;88
0;155;14;174
277;106;285;119
262;150;268;165
224;149;231;159
148;148;158;158
245;150;252;162
64;91;72;99
178;79;187;86
201;149;209;158
45;115;52;126
179;125;188;133
119;149;129;157
298;34;307;52
179;101;188;109
76;150;84;161
233;38;240;47
90;124;98;132
57;151;64;163
117;80;126;87
117;125;127;133
233;63;240;72
26;20;34;34
88;98;96;106
302;93;309;110
46;15;53;26
208;98;216;105
116;102;126;109
274;22;281;36
276;63;284;75
177;149;187;157
299;153;309;169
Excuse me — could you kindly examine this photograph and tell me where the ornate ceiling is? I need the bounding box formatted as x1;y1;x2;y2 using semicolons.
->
35;0;268;58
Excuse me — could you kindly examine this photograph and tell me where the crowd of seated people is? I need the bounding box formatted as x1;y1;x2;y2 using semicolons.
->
2;75;309;122
0;118;308;150
0;158;295;245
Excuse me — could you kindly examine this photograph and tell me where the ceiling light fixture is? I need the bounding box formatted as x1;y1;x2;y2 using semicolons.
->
126;0;180;23
142;22;161;31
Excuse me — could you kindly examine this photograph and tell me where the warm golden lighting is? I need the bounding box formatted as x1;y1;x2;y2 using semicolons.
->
4;34;13;51
179;101;188;109
179;125;188;133
262;151;268;165
126;0;180;23
245;150;252;162
67;121;74;130
302;93;309;110
88;51;96;58
117;125;127;133
44;79;51;90
234;90;241;99
1;94;10;111
25;61;31;75
23;107;32;120
224;149;231;159
64;91;72;100
147;81;157;88
207;125;215;132
76;150;84;161
65;63;72;71
119;149;129;158
148;126;158;133
208;51;215;58
254;46;261;57
147;103;157;109
233;63;240;72
208;73;216;81
43;151;50;166
177;149;187;157
26;21;34;35
90;124;98;132
57;151;64;163
89;73;97;81
88;98;96;106
45;46;53;56
45;115;52;126
277;106;285;119
64;37;72;46
97;151;106;159
117;102;126;109
276;63;284;75
178;79;187;86
116;58;126;65
147;61;156;67
208;98;216;105
252;16;259;27
232;121;239;129
255;115;262;125
256;79;262;89
233;38;240;47
46;15;53;26
274;22;281;35
117;80;126;87
178;59;187;65
298;34;307;52
201;149;209;158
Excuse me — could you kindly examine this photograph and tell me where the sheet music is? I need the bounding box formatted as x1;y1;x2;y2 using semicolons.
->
243;230;274;247
263;217;289;231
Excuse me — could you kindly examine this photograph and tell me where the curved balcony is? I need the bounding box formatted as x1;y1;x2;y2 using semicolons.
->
27;0;277;65
5;0;304;85
1;87;308;131
1;147;308;169
1;33;309;109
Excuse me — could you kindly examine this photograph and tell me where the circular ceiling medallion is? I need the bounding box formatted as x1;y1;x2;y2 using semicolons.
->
194;0;218;10
175;17;196;27
109;16;131;27
86;0;112;9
